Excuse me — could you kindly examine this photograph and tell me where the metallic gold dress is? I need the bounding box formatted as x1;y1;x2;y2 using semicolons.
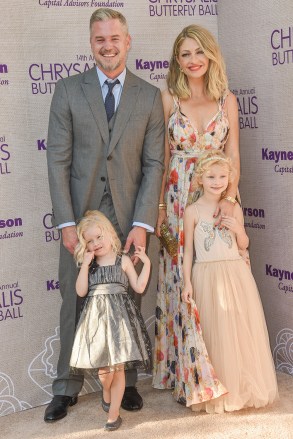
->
70;256;152;373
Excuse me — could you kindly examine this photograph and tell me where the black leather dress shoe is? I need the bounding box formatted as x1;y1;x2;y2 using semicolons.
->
44;395;78;422
121;386;143;411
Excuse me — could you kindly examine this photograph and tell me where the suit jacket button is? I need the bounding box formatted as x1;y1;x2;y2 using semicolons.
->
107;155;112;161
101;177;106;182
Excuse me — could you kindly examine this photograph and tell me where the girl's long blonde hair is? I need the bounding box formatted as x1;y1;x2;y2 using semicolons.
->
74;210;121;266
167;24;228;101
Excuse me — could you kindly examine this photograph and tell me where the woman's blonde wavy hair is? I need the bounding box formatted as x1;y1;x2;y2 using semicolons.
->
74;210;121;266
194;150;235;190
167;25;228;101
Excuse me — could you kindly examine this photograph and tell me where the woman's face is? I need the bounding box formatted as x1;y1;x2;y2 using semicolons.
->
177;37;209;81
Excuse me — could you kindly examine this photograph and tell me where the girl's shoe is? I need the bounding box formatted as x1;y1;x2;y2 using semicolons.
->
104;415;122;431
101;397;110;413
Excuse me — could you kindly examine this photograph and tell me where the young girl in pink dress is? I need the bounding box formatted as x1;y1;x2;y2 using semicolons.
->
182;151;278;413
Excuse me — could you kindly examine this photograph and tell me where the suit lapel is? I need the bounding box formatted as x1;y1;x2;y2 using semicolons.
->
107;69;140;157
81;67;109;145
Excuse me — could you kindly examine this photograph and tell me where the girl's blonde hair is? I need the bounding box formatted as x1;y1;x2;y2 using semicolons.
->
74;210;121;266
167;24;228;101
194;150;234;190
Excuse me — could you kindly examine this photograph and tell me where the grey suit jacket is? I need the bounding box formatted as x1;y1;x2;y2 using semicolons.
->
47;67;165;237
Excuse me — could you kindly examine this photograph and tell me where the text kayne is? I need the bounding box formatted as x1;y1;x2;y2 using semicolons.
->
266;264;293;281
136;59;169;72
262;148;293;163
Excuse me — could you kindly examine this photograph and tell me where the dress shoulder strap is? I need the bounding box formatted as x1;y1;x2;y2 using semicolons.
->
89;259;98;275
193;203;201;224
219;90;230;109
115;254;123;265
116;252;133;267
172;95;180;110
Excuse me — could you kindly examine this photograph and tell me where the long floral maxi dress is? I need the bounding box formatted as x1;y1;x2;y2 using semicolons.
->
152;93;230;407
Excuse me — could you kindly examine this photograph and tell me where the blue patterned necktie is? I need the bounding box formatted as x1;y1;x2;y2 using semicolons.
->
104;79;119;121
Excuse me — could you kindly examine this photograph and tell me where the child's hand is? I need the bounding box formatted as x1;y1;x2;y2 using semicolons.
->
182;283;193;303
221;215;244;235
133;246;150;264
122;247;150;294
82;250;95;266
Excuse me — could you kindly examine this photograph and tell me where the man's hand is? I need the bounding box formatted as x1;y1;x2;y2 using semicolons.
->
124;226;147;266
61;225;78;254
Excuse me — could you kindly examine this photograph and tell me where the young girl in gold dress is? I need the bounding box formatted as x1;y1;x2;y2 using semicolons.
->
70;210;152;430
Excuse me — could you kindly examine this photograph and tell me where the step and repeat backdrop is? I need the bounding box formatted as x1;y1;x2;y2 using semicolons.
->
217;0;293;379
0;0;292;416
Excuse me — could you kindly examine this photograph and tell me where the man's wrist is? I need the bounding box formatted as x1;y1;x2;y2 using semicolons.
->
132;222;154;233
58;221;76;229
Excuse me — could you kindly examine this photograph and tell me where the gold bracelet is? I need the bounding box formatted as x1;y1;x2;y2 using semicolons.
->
159;203;167;210
224;196;237;205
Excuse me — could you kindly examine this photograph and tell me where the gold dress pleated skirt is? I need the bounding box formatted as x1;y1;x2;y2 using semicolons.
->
70;256;152;373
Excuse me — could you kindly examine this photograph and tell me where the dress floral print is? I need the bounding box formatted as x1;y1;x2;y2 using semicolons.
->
153;93;230;406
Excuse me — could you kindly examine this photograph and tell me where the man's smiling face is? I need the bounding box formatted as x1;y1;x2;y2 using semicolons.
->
90;18;131;79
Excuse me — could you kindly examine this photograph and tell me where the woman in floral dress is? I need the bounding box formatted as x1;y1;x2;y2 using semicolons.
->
153;24;240;407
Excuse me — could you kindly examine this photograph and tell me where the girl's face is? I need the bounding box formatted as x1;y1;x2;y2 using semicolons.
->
83;224;112;257
177;37;209;80
200;163;229;196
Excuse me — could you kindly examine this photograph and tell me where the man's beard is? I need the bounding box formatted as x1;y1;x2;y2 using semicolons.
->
96;57;122;72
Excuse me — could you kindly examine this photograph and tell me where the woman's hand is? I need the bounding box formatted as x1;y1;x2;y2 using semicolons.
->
155;209;167;237
213;199;236;227
221;215;245;235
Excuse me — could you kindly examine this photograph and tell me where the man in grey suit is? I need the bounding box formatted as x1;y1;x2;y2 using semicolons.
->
45;8;165;422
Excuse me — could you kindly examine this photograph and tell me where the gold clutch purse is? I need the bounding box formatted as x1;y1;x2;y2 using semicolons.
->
159;223;178;258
